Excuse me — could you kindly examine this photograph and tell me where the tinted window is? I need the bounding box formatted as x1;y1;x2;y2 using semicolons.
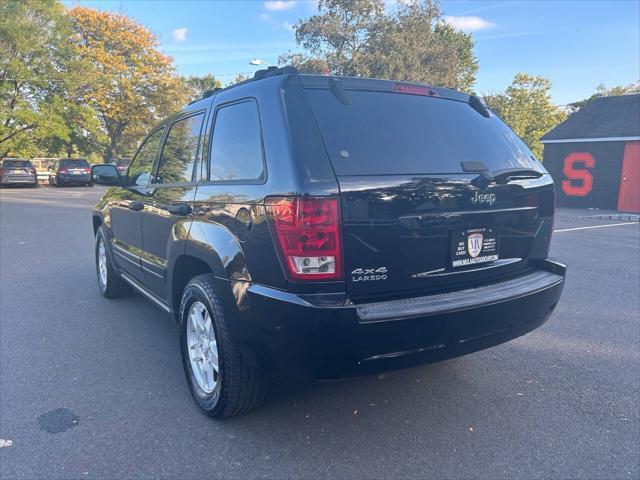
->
209;100;264;181
155;113;204;184
128;128;164;187
305;90;546;175
60;159;89;168
3;160;32;168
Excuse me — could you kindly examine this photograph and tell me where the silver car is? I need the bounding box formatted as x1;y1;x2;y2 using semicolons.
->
0;159;37;187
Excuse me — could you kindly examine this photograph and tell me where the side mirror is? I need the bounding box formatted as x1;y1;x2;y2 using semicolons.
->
91;164;121;186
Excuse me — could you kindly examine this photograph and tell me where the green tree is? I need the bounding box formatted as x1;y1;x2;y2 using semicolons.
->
280;0;478;91
484;73;566;159
183;74;222;102
277;52;329;74
293;0;384;76
229;74;248;86
0;0;81;158
567;81;640;113
69;7;189;160
38;97;105;158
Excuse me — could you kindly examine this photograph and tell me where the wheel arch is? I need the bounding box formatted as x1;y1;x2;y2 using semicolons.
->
170;255;214;319
169;220;250;318
92;215;102;236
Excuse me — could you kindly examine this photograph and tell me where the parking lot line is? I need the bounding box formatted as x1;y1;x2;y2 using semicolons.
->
554;222;639;233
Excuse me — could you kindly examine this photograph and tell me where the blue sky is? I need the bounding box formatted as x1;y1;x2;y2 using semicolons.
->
67;0;640;105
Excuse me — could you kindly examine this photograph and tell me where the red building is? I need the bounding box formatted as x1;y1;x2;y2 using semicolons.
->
541;94;640;212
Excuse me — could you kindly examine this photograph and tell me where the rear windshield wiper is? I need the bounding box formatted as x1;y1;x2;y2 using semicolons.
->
329;78;351;105
470;168;543;189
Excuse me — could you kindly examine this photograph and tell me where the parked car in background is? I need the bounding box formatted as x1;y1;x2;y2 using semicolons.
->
0;159;38;187
48;159;92;187
90;67;566;418
115;159;130;176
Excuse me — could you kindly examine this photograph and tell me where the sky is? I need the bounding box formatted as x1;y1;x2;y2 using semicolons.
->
66;0;640;105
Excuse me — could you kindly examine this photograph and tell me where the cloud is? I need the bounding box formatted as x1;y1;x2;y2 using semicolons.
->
172;27;188;42
264;1;297;11
259;13;271;21
443;16;495;32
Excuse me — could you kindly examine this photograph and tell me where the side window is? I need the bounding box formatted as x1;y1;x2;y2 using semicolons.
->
209;100;265;182
154;112;205;184
128;128;164;187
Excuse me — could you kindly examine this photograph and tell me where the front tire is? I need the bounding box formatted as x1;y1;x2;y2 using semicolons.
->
180;274;268;418
95;226;131;298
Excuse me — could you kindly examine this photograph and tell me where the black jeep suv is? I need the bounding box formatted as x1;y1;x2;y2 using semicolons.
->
91;67;566;418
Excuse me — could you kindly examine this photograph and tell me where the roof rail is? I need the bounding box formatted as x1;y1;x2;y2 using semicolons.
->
187;65;299;105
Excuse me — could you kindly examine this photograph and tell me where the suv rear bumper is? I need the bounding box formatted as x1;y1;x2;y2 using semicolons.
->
57;174;91;185
1;175;36;184
244;259;566;379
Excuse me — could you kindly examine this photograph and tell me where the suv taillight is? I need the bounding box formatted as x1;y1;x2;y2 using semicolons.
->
265;197;343;281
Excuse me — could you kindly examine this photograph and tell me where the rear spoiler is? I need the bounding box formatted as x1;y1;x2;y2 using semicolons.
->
299;75;490;117
299;75;471;104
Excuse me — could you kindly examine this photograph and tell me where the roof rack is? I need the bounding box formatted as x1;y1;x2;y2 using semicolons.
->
187;66;299;105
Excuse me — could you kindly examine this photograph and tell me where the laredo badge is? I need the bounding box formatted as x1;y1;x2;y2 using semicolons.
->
351;267;388;282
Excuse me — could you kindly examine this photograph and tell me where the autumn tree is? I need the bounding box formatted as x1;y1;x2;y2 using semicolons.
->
69;7;189;160
183;74;222;102
279;0;478;91
484;74;566;158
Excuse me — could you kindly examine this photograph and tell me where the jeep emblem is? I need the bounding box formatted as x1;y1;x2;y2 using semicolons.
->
471;191;496;206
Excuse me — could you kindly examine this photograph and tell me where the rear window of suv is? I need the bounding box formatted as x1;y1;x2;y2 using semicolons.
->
305;89;546;176
2;160;32;168
60;159;90;168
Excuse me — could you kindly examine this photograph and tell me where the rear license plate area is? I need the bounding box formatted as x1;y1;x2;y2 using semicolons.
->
450;228;499;269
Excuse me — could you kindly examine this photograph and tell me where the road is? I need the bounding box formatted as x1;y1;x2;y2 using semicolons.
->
1;186;638;479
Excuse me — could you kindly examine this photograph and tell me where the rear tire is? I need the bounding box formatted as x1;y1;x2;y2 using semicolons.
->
180;274;268;419
95;226;131;298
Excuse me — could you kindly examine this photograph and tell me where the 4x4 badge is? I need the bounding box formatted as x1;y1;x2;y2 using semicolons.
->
351;267;388;282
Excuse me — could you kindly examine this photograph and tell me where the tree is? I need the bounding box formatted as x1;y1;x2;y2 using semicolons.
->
280;0;478;91
183;74;222;102
0;0;79;158
69;7;189;160
38;96;105;157
277;52;329;74
484;73;566;159
293;0;384;76
567;81;640;113
230;74;248;85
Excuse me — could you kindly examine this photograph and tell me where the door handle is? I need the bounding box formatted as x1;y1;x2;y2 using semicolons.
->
165;204;192;216
128;201;144;211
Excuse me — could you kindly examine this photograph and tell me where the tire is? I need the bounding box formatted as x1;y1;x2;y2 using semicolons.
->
179;274;268;419
95;226;131;298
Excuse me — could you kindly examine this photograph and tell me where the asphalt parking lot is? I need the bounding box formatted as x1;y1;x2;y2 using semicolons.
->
1;185;638;479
